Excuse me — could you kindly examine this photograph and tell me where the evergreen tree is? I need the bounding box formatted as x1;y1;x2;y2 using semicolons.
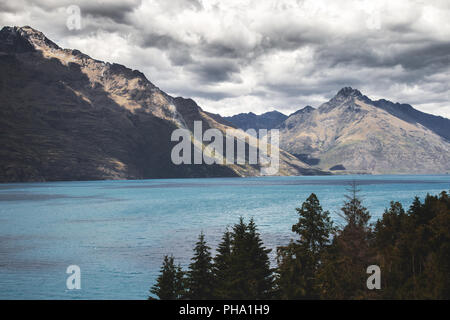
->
425;191;450;299
227;217;274;299
246;218;274;298
292;193;334;256
373;201;407;298
340;181;371;228
212;229;233;299
316;237;350;299
276;193;333;299
186;232;214;299
276;240;316;299
374;191;450;299
318;182;374;299
150;255;185;300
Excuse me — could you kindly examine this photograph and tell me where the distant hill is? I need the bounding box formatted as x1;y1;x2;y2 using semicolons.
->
223;111;287;131
0;26;324;182
278;87;450;174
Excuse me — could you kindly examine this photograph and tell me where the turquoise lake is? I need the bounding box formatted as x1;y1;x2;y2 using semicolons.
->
0;175;449;299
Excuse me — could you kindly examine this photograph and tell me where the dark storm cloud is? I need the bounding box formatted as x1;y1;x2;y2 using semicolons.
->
139;32;185;50
1;0;449;117
187;59;242;83
36;0;142;23
167;47;194;66
399;42;450;70
81;2;141;24
202;41;245;59
175;89;237;101
315;39;450;72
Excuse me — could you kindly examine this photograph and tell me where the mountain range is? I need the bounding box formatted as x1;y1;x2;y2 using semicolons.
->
278;87;450;174
225;87;449;174
0;26;322;182
223;111;288;131
1;26;449;182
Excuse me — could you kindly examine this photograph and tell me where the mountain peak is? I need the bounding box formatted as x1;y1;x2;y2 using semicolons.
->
0;26;59;53
336;87;363;98
0;26;34;53
290;105;315;116
5;26;46;39
318;87;364;112
301;105;315;112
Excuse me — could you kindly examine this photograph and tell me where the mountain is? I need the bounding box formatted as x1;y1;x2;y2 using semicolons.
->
278;87;450;174
0;26;324;182
369;98;450;141
223;111;288;131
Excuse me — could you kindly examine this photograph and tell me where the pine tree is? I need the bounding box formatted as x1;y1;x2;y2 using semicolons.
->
227;217;274;299
212;229;233;299
150;255;185;300
425;191;450;299
276;240;316;299
276;193;333;299
186;232;214;299
292;193;334;256
373;201;407;298
318;182;374;299
246;218;274;299
316;237;350;299
340;181;371;228
375;191;450;299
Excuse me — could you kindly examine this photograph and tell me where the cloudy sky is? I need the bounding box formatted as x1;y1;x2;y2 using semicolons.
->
1;0;450;117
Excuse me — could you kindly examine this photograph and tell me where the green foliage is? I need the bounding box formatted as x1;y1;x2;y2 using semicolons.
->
186;232;214;299
276;193;334;299
318;183;374;299
227;217;274;299
212;229;233;299
149;255;185;300
373;191;450;299
292;193;334;256
340;182;371;228
276;241;317;299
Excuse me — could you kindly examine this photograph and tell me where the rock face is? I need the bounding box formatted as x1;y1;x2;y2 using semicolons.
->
223;111;288;132
0;26;323;182
278;87;450;174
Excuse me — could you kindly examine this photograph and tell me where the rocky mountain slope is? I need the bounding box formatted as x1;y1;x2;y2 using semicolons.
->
278;87;450;174
223;111;287;132
0;26;323;182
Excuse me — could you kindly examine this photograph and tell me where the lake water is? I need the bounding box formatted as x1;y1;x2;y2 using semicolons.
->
0;175;449;299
